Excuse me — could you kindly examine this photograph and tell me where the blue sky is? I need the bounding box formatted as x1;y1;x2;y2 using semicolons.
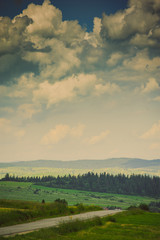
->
0;0;127;31
0;0;160;162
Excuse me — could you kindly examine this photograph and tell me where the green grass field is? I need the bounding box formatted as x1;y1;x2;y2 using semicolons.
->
0;181;159;209
1;209;160;240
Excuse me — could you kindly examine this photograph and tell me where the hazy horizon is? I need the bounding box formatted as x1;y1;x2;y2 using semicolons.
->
0;157;159;164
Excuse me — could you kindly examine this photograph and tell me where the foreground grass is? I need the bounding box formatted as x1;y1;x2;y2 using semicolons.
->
0;181;158;209
1;209;160;240
0;199;101;227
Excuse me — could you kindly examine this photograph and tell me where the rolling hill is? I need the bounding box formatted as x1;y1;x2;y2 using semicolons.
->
0;158;160;169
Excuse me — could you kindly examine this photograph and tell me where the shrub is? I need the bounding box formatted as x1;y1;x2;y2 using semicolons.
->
139;203;149;211
107;216;116;222
127;205;137;210
54;198;68;206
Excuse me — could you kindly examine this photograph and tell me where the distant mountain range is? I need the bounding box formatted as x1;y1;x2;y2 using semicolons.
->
0;158;160;169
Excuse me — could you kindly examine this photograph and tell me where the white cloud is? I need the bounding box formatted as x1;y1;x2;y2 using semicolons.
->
20;0;85;45
41;124;85;145
23;38;82;79
86;130;110;145
93;17;102;36
0;15;32;55
70;124;85;137
107;52;123;66
123;49;160;71
84;17;102;48
8;73;37;98
17;104;41;119
141;78;160;93
33;73;96;107
41;124;70;145
18;0;84;79
130;33;157;47
140;120;160;139
101;0;160;41
33;73;120;107
94;82;120;96
20;0;62;38
102;8;132;40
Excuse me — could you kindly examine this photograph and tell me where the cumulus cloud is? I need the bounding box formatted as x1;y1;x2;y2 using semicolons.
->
1;0;160;89
6;73;37;98
0;15;32;55
0;14;34;84
84;17;102;48
107;52;124;66
101;0;160;45
123;49;160;71
33;74;96;107
16;0;85;79
86;130;110;145
130;33;157;47
141;78;160;93
41;124;85;145
70;124;85;137
33;73;120;107
140;120;160;139
20;0;85;45
94;82;120;96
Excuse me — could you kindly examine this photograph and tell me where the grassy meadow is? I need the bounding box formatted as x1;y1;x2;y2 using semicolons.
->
0;181;159;209
1;209;160;240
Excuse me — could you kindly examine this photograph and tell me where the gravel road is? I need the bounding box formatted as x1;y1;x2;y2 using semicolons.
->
0;209;123;236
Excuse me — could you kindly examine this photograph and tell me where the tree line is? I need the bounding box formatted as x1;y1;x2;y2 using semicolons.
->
2;172;160;197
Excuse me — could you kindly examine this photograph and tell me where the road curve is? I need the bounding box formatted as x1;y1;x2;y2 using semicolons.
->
0;209;123;236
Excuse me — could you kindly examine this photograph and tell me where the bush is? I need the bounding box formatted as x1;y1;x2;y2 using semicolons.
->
107;216;116;222
54;198;68;206
127;205;138;210
139;203;149;211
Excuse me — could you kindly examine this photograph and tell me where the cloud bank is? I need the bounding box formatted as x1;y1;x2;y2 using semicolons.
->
0;0;160;161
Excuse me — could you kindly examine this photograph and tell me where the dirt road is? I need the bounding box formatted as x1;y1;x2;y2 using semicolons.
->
0;209;123;236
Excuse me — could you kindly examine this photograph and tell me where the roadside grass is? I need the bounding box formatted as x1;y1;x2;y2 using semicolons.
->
0;199;101;227
1;209;160;240
0;181;159;209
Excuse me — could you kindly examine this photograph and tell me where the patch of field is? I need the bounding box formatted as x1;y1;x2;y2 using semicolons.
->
0;167;160;179
0;181;159;209
1;209;160;240
0;198;101;227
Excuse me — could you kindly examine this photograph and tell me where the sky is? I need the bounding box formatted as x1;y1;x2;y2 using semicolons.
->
0;0;160;162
